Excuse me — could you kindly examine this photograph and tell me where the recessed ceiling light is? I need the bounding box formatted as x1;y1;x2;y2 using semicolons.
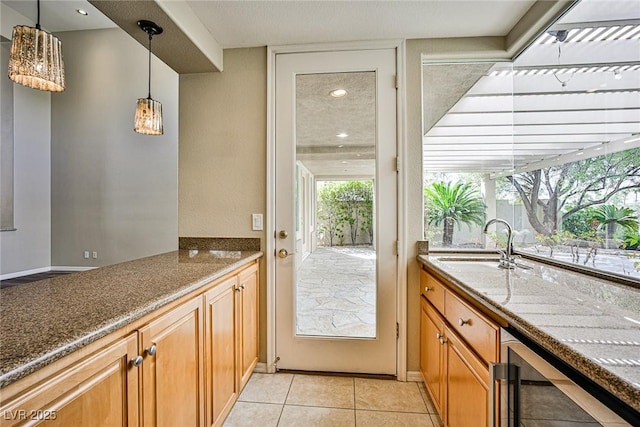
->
338;145;344;148
76;9;89;16
330;89;347;98
336;132;348;138
341;161;348;164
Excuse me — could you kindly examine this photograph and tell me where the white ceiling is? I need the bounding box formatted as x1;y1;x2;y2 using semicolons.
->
3;1;115;32
186;0;536;48
3;0;536;47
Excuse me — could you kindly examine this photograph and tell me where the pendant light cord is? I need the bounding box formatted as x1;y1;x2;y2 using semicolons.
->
36;0;41;30
147;34;152;99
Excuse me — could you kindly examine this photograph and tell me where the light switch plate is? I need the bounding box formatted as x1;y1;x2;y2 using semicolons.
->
252;213;263;231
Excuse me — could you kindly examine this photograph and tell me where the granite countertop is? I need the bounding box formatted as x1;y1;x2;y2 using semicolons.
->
418;253;640;414
0;249;262;388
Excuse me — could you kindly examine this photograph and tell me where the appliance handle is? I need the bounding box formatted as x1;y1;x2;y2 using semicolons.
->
489;363;497;427
489;363;521;426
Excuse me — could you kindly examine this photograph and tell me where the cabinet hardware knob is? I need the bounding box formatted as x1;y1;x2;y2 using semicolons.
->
436;332;442;339
424;286;433;292
439;337;447;345
235;287;242;293
458;318;470;326
240;284;246;290
145;344;157;356
130;355;143;368
278;249;289;259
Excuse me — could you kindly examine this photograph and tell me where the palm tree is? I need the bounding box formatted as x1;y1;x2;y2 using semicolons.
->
424;181;486;246
591;205;639;247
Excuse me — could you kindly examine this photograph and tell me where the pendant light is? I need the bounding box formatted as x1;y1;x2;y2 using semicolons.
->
7;0;65;92
134;20;163;136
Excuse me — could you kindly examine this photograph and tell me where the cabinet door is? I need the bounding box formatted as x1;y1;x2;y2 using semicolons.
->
0;333;139;427
420;297;445;414
204;276;239;427
445;326;489;427
237;262;259;389
139;297;204;427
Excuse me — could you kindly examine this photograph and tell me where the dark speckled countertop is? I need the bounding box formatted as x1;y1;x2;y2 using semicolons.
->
0;250;262;388
419;254;640;414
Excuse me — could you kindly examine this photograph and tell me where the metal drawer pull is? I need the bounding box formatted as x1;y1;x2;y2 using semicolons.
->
439;336;447;345
458;318;470;326
130;355;143;368
424;286;433;292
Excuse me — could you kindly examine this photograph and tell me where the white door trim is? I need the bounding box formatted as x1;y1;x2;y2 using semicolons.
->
266;40;407;379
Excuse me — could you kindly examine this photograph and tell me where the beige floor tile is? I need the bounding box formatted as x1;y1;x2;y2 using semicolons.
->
356;410;434;427
286;374;355;409
417;381;438;414
355;378;427;413
222;402;282;427
239;373;294;404
278;405;355;427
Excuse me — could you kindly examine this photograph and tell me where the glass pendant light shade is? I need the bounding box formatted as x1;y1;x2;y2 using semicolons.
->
134;97;163;135
134;20;163;136
8;25;65;92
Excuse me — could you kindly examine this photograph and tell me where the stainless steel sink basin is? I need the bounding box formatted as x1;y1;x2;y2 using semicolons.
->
436;256;502;263
434;255;533;271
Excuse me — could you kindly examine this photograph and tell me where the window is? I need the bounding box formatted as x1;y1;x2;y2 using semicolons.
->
422;0;640;281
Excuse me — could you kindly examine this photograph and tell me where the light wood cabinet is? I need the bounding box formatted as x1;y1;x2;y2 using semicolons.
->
237;263;259;390
0;333;139;427
139;296;205;427
445;325;489;427
0;259;260;427
420;297;444;414
204;276;239;427
203;262;259;427
420;268;499;427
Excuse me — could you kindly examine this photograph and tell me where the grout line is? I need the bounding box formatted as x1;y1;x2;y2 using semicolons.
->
276;373;296;426
353;377;357;424
354;408;430;415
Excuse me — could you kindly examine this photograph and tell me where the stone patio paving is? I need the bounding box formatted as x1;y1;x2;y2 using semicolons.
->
296;246;376;338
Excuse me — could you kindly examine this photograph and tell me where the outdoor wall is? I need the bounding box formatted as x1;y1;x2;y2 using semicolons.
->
0;5;51;277
51;28;179;267
179;47;267;361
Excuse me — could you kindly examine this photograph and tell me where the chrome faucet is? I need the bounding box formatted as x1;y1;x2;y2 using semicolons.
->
483;218;515;269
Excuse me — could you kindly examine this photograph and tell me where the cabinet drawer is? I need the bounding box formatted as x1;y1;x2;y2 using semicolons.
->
420;269;445;314
445;291;498;363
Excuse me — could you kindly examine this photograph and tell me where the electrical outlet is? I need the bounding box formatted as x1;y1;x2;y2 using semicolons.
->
83;251;90;259
92;251;98;259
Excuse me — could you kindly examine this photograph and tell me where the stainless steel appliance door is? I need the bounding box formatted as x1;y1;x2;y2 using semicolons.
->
492;330;630;427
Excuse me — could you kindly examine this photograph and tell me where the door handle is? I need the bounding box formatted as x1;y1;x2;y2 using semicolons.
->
278;249;289;258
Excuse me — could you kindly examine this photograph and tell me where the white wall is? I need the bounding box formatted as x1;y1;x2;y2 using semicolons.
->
51;28;179;267
0;5;52;276
0;85;52;276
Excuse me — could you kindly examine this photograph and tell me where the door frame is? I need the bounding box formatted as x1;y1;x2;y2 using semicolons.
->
265;40;408;379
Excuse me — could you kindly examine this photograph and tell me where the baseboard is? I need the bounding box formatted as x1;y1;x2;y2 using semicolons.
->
51;266;96;272
0;266;51;280
1;266;96;280
253;362;268;373
406;370;423;382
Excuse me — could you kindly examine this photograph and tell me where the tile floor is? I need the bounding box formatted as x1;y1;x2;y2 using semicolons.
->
223;373;443;427
297;246;376;338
